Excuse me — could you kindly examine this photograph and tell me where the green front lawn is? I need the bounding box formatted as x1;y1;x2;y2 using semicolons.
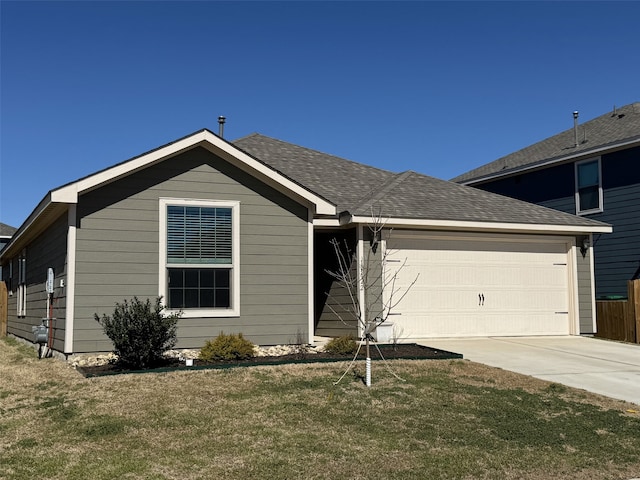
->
1;337;639;479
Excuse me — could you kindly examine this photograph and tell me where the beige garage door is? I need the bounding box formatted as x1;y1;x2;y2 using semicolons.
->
384;233;571;338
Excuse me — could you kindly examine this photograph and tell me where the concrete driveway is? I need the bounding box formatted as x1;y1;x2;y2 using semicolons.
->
417;336;640;405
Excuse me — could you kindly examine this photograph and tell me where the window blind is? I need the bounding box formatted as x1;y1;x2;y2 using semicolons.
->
167;206;232;264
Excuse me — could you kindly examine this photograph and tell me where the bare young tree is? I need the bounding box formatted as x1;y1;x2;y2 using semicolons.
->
325;207;418;386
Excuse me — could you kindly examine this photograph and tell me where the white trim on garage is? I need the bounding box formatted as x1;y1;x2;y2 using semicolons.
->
347;215;612;235
381;230;578;339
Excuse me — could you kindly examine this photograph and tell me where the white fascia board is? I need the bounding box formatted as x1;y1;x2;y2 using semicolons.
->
0;193;54;260
198;133;336;215
461;137;640;186
313;218;342;227
347;215;613;235
50;130;336;215
51;132;210;202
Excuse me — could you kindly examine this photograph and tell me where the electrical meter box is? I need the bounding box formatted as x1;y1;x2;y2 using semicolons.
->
32;322;49;344
374;322;394;343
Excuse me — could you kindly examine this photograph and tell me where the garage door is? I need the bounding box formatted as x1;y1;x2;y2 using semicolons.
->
383;233;571;338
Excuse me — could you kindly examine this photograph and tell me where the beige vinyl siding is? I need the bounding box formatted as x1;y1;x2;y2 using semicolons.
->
73;147;309;352
576;242;595;334
6;214;68;349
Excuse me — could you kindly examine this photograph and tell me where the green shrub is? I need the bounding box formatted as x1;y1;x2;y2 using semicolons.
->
324;335;358;355
199;332;256;361
94;297;180;369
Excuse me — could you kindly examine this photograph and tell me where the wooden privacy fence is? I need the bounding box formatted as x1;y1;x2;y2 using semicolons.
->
596;279;640;344
0;281;7;337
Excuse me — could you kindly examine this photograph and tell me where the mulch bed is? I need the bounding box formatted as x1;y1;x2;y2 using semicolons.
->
76;343;463;378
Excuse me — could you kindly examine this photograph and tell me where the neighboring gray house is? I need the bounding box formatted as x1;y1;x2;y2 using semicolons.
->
453;102;640;299
0;222;16;251
0;129;610;355
0;223;17;278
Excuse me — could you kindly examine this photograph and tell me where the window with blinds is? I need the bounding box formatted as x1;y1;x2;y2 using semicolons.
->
167;206;232;265
165;204;234;309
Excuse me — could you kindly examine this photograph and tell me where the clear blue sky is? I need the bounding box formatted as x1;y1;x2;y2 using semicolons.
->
1;1;638;229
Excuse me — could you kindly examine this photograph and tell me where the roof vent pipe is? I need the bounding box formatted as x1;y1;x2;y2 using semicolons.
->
218;116;226;138
573;111;579;147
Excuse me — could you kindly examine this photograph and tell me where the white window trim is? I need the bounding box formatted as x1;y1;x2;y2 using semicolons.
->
159;198;240;318
575;157;603;215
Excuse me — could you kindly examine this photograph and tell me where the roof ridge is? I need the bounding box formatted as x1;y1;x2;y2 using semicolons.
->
231;132;261;143
348;171;411;214
453;102;640;183
235;133;395;175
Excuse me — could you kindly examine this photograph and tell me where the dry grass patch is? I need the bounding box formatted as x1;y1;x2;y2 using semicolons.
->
1;338;639;480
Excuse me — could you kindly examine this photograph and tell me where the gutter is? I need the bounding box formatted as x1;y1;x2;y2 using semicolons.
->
342;214;612;235
0;192;61;260
459;137;640;186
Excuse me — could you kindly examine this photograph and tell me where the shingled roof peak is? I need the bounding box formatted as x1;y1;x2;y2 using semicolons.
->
0;223;17;237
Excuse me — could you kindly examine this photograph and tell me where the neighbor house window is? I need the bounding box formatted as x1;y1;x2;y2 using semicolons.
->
575;158;602;214
17;250;26;317
159;199;240;317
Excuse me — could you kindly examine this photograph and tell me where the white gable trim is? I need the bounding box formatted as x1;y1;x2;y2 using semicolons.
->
50;130;336;215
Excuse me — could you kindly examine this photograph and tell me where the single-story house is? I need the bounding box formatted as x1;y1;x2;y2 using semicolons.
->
0;129;611;354
452;102;640;299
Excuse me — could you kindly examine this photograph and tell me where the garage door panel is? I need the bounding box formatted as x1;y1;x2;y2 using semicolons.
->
391;312;569;338
383;235;571;338
397;286;567;313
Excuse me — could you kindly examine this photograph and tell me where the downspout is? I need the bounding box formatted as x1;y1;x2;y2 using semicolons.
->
46;270;55;357
588;233;597;334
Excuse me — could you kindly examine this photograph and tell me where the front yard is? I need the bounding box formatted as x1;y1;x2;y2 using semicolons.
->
1;337;639;479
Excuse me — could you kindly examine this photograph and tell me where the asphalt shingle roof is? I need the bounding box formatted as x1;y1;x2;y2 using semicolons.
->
354;171;604;227
235;134;608;228
0;223;17;237
452;102;640;184
233;133;395;214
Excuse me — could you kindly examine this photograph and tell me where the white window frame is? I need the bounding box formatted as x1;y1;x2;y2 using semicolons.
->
159;198;240;318
575;157;603;215
17;250;27;317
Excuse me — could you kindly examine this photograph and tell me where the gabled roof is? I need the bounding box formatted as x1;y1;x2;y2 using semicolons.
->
2;127;612;260
49;129;335;215
2;130;337;259
453;102;640;185
235;134;610;233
